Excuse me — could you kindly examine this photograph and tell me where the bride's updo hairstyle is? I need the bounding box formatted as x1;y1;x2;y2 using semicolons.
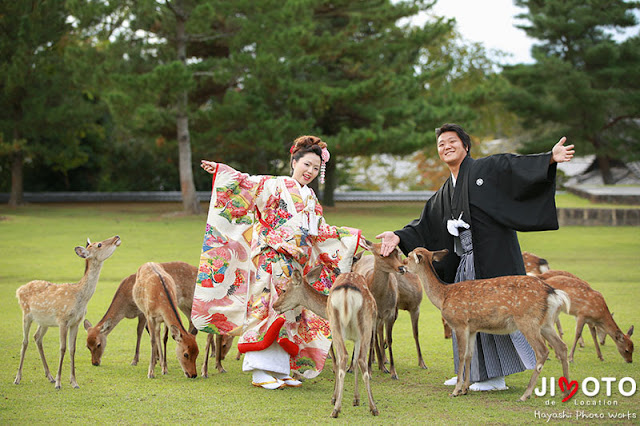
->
289;135;331;183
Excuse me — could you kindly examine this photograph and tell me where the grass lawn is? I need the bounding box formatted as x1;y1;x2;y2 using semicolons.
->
0;201;638;425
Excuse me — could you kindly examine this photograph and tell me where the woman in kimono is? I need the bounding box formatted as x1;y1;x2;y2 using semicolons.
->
191;135;362;389
377;123;574;391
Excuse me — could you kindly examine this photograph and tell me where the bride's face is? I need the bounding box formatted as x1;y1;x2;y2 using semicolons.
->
291;152;321;186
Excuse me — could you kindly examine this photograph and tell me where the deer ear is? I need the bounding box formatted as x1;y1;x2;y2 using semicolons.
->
360;239;372;251
411;252;423;263
433;249;449;262
353;251;364;263
86;238;91;247
83;319;93;330
627;325;634;337
305;264;324;283
75;246;90;259
100;320;112;333
170;325;182;342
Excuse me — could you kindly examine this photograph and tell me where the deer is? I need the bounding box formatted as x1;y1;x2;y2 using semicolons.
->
543;275;634;363
132;262;199;379
14;235;121;389
84;261;202;366
327;272;379;418
522;251;608;346
273;267;379;417
354;240;402;379
353;241;427;373
404;247;570;401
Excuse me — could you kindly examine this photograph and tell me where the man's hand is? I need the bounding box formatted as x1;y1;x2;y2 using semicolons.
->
375;231;400;257
551;137;575;164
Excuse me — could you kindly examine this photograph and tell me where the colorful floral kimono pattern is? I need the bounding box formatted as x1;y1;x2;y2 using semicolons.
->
191;163;361;378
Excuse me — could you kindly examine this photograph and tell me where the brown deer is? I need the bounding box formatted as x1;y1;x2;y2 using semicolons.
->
543;275;634;363
14;236;121;389
404;247;570;401
354;242;427;372
355;240;402;379
133;262;199;379
522;251;607;346
273;268;378;417
83;261;200;366
327;272;379;418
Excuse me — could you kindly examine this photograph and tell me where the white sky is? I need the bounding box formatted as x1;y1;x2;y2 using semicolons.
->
410;0;640;66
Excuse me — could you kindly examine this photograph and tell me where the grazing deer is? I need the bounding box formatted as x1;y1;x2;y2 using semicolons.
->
355;240;401;379
14;236;121;389
84;261;200;367
543;275;634;363
405;247;570;401
522;250;608;346
328;272;379;418
133;262;199;379
354;242;427;373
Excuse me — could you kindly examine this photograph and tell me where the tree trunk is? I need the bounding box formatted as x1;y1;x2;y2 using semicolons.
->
322;157;337;207
595;154;614;185
8;148;24;207
174;3;201;215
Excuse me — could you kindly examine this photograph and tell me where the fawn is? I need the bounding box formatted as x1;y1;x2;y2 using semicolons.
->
14;236;121;389
405;247;570;401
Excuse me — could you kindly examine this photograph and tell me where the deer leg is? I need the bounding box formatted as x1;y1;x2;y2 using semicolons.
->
374;321;389;373
14;315;33;385
386;317;398;380
215;334;227;373
352;339;361;407
541;324;569;382
147;319;158;378
452;329;469;397
569;317;587;362
331;338;348;418
359;329;379;416
132;314;146;366
68;323;80;388
201;334;212;378
555;318;564;339
461;332;476;395
410;308;427;369
520;331;550;401
162;324;169;371
33;325;55;383
55;325;69;389
588;324;604;361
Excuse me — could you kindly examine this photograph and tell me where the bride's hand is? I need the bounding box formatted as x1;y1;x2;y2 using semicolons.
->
201;160;217;174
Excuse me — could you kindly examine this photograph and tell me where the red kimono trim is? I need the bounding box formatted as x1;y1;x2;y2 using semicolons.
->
237;317;300;357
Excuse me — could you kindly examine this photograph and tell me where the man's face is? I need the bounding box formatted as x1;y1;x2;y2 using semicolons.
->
437;131;468;168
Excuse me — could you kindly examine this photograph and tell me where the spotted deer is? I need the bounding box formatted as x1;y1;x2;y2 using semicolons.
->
14;236;121;389
543;275;633;363
132;262;199;379
405;247;570;401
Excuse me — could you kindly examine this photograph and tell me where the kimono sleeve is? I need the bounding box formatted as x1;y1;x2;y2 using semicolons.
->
308;211;362;294
471;153;559;232
190;164;269;336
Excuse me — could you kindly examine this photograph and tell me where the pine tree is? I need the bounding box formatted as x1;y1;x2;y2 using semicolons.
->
503;0;640;183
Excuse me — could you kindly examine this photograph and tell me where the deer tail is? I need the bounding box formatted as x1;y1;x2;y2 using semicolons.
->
547;289;570;321
331;285;363;333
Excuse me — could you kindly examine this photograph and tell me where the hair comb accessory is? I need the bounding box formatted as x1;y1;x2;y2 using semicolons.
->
319;147;330;184
290;145;296;154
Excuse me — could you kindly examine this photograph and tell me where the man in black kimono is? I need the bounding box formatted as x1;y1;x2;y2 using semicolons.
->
377;123;574;391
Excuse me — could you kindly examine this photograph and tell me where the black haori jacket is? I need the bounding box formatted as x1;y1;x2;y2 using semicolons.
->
395;153;558;283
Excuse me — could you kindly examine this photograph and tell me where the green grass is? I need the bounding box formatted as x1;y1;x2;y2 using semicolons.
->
0;202;639;425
